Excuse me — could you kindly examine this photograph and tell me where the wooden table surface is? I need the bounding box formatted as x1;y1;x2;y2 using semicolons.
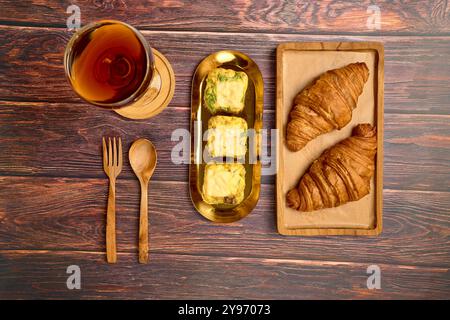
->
0;1;449;299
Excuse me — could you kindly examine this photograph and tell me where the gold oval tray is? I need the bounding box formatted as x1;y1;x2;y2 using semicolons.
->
189;50;264;223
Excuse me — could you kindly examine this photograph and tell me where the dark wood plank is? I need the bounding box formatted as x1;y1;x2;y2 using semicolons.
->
0;101;275;182
1;101;449;191
0;0;449;35
0;2;448;302
1;176;449;268
383;114;450;192
0;250;448;299
1;26;450;114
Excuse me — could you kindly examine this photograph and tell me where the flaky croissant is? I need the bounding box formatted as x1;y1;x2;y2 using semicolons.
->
286;123;377;212
286;62;369;152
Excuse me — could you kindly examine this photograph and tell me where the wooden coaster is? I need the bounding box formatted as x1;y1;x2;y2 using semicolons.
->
115;48;175;119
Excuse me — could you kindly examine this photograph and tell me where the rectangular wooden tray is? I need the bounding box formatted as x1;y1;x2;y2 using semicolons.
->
276;42;384;236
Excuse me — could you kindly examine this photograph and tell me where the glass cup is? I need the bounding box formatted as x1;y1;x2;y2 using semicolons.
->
64;20;157;109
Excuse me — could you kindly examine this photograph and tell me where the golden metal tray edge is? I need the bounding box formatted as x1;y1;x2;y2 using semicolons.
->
189;50;264;223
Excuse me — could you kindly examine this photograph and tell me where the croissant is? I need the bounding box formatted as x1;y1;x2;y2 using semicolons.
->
286;62;369;152
286;123;377;212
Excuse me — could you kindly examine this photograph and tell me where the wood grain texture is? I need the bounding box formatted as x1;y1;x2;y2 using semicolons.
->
1;27;450;115
0;250;448;299
0;2;449;299
0;101;449;191
0;176;449;269
0;0;449;35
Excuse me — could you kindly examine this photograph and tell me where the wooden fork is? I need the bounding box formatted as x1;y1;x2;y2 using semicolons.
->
102;137;122;263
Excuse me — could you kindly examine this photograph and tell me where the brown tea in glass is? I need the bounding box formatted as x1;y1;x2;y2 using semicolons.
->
64;20;154;108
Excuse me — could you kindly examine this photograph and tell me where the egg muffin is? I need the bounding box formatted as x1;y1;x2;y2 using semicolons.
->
204;68;248;114
202;163;246;205
206;115;247;158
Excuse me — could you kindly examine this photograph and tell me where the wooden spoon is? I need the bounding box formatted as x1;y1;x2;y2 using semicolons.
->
129;138;157;264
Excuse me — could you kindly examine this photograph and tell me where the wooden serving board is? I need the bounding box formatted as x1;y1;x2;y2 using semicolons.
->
276;42;384;236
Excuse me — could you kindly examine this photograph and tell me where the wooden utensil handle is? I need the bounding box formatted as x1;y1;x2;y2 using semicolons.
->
106;178;117;263
139;181;149;264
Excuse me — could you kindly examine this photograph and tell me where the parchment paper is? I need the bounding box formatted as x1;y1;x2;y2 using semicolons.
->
282;50;376;229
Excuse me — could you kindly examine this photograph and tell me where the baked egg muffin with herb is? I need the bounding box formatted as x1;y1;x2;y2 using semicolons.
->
204;68;248;114
207;115;247;158
202;163;246;205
